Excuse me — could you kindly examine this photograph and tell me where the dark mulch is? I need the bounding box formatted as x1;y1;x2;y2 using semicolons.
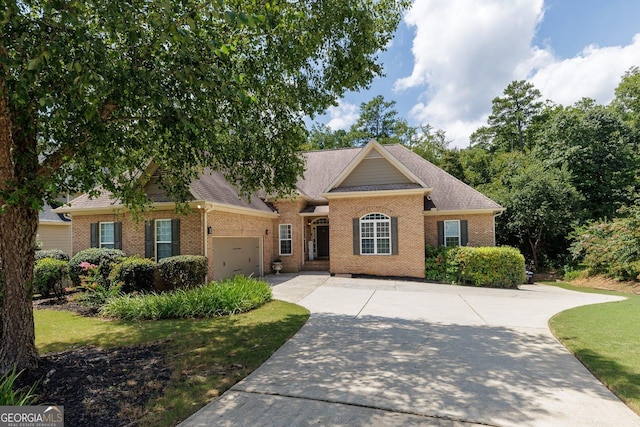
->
14;298;173;427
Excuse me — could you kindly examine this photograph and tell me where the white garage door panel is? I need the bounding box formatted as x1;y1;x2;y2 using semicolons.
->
213;238;261;281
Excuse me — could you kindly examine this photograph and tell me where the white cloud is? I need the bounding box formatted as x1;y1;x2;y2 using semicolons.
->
530;35;640;106
325;102;359;130
397;1;640;148
396;0;547;147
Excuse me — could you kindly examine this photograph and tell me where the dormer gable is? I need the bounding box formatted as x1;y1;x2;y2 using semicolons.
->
324;140;429;193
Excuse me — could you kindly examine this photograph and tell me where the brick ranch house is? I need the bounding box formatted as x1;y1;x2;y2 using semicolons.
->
57;140;504;280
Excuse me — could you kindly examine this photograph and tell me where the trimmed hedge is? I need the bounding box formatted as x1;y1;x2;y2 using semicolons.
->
450;246;526;288
69;248;126;287
33;258;69;298
109;257;156;293
35;249;70;261
157;255;208;289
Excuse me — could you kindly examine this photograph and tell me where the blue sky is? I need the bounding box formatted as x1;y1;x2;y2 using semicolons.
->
314;0;640;148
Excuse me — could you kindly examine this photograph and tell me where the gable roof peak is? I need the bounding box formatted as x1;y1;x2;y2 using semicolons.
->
323;139;429;193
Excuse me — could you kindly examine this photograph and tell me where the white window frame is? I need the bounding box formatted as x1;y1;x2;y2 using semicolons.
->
279;224;293;256
155;219;172;261
99;222;115;249
360;213;391;255
444;220;461;247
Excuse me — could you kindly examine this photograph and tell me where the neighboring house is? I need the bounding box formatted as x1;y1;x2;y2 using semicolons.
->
56;140;504;280
38;203;72;255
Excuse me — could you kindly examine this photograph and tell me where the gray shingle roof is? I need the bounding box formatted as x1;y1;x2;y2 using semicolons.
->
39;203;71;223
301;143;502;212
63;143;502;213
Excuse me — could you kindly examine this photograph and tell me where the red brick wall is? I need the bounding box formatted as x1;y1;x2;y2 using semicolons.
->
206;210;276;276
71;209;204;258
271;199;307;272
424;213;496;247
329;194;426;279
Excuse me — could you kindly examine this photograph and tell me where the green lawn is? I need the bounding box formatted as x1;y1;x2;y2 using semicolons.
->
547;281;640;415
34;300;309;426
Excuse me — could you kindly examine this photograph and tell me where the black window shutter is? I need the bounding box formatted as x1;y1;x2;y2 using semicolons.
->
460;220;469;246
144;220;154;259
352;218;360;255
437;221;444;246
171;218;181;256
391;217;399;255
90;223;99;248
114;222;122;250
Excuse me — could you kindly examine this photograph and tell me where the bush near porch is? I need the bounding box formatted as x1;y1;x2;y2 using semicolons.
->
426;245;526;288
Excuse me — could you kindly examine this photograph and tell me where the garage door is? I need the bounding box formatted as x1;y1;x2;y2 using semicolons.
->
212;237;261;280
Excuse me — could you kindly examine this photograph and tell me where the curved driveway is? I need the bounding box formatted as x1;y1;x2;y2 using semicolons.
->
181;273;640;426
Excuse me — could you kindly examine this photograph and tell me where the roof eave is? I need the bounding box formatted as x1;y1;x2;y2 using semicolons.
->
321;187;431;199
423;208;506;216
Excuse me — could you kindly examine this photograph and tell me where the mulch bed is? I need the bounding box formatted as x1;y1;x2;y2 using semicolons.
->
14;299;173;427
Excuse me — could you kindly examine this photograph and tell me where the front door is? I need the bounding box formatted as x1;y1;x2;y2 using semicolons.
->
317;225;329;258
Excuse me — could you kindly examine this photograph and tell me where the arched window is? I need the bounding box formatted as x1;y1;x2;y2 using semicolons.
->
360;213;391;255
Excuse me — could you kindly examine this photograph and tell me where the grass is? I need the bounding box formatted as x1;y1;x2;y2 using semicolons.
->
546;280;640;415
34;300;309;425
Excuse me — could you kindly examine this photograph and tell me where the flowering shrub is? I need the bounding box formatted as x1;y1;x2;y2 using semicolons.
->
69;248;125;287
570;209;640;281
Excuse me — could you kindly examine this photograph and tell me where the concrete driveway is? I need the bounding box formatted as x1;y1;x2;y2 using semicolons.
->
181;273;640;426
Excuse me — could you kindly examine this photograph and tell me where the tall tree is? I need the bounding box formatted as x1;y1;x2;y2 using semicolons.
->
485;155;582;268
350;95;405;145
0;0;408;372
397;123;449;165
536;100;638;221
304;124;354;150
613;66;640;131
471;80;543;152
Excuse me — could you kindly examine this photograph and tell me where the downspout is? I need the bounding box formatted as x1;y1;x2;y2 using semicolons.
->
493;210;504;246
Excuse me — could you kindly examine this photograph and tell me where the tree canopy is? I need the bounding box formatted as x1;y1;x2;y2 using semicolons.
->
0;0;409;371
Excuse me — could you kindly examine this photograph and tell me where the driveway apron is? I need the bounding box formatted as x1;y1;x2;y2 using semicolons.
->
180;273;640;427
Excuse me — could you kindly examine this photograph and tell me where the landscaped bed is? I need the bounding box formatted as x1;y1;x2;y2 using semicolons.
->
14;298;309;426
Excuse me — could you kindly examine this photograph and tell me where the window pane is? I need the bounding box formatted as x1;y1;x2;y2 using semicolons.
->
156;220;172;242
445;221;459;237
279;224;291;239
157;242;173;260
279;224;292;255
361;222;374;238
280;240;292;255
377;238;390;254
376;222;389;237
445;237;459;247
100;222;114;247
361;239;374;254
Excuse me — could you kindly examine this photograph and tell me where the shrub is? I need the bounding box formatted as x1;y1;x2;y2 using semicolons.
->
425;245;460;282
157;255;208;290
562;266;589;281
102;275;272;320
109;257;156;293
69;248;125;287
570;210;640;281
35;249;70;262
450;246;526;289
0;367;38;406
33;258;69;298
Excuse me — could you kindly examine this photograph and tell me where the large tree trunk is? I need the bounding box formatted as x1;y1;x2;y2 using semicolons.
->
0;76;39;373
0;206;39;373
